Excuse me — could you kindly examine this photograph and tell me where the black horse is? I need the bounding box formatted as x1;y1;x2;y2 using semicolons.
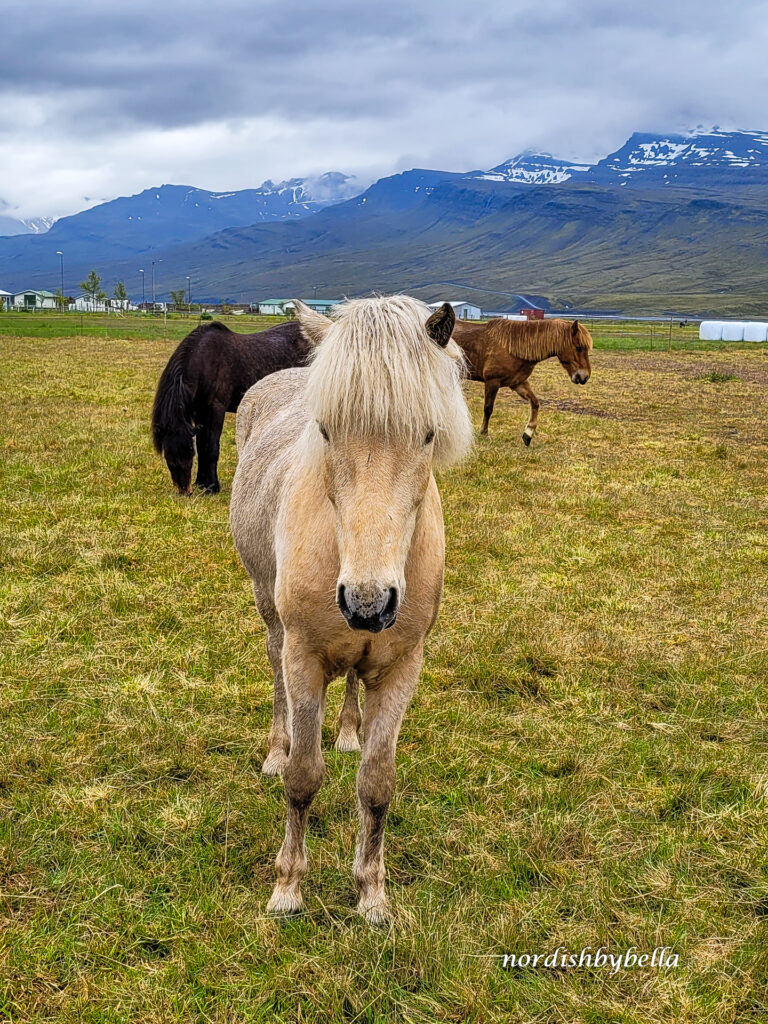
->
152;319;311;494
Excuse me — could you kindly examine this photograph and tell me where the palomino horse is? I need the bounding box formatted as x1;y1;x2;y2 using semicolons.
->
452;318;593;443
229;296;472;922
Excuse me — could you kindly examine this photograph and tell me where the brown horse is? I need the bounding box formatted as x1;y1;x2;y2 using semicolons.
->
453;318;593;443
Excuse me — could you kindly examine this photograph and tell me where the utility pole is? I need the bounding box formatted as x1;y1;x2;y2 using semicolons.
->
139;269;145;309
186;275;191;310
151;260;162;309
56;251;64;308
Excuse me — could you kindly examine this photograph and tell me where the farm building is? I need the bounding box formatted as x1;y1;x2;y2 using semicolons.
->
12;289;58;310
70;295;135;313
0;289;11;309
257;298;341;316
427;300;482;320
699;320;768;342
482;296;549;318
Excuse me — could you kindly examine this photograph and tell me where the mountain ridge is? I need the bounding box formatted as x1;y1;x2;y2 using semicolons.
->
2;128;768;315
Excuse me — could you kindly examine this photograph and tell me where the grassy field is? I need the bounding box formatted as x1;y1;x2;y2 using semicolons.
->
2;310;767;353
1;324;767;1022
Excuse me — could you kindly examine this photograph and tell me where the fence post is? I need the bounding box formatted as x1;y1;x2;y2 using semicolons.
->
668;317;673;353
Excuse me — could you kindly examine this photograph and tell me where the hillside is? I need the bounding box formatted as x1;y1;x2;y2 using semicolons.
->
61;175;768;316
2;129;768;314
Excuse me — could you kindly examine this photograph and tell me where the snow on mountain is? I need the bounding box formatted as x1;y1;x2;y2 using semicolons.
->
21;217;56;234
477;150;590;185
585;128;768;185
0;201;54;237
482;129;768;188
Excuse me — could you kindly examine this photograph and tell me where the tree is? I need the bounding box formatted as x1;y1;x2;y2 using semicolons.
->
169;288;187;309
54;288;68;311
113;281;127;307
79;270;102;308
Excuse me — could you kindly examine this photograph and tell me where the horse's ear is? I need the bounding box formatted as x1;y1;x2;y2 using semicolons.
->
572;320;580;337
294;299;332;346
426;303;455;347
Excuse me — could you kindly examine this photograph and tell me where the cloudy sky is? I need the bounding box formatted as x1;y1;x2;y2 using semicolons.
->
2;0;768;218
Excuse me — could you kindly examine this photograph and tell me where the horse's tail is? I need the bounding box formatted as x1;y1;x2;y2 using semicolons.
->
152;337;197;492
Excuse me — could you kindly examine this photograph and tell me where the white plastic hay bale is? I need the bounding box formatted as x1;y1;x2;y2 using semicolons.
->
743;321;768;342
721;321;745;342
699;321;724;341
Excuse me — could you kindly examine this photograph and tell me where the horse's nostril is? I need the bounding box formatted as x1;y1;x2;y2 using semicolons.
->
337;584;350;618
383;587;399;618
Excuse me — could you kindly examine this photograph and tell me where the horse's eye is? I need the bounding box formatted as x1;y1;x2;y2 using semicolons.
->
424;429;435;445
318;423;329;442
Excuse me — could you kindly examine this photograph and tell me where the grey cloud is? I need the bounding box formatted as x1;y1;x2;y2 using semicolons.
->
1;0;767;215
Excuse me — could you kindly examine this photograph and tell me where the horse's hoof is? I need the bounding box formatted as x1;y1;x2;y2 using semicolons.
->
267;887;304;916
358;898;390;928
522;432;532;446
334;730;361;753
262;750;288;776
203;484;220;495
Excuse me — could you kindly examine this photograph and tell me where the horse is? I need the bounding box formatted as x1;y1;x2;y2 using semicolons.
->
452;317;593;443
229;296;472;922
151;319;312;494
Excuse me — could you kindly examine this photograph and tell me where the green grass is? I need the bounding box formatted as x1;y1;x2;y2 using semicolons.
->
1;332;767;1022
3;310;768;354
0;311;284;342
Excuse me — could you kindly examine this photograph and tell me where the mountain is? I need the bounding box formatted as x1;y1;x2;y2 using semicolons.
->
476;151;590;185
54;173;768;316
584;128;768;186
0;200;54;237
3;129;768;314
0;173;360;287
43;175;360;249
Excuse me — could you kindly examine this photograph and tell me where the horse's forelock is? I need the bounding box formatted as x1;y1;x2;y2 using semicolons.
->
305;295;473;467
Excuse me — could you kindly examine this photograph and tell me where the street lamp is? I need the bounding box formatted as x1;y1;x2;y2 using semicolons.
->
139;269;145;309
186;275;191;310
56;251;64;309
151;259;162;309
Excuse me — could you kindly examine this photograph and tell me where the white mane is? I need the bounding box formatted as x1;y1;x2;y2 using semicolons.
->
305;295;473;468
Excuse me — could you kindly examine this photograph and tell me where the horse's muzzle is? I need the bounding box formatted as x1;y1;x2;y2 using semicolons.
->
571;370;589;385
337;584;399;633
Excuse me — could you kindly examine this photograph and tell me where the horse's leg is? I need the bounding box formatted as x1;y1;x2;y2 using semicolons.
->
480;381;499;435
260;603;290;776
267;638;327;915
194;401;226;494
335;669;362;752
514;381;540;446
354;647;421;924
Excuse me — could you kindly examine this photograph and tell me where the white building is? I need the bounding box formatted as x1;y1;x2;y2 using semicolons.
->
12;289;58;310
0;289;11;309
70;295;136;313
427;300;482;320
257;297;340;316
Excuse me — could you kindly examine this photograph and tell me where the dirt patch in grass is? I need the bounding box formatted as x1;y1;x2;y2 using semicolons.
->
596;349;768;384
546;397;622;419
